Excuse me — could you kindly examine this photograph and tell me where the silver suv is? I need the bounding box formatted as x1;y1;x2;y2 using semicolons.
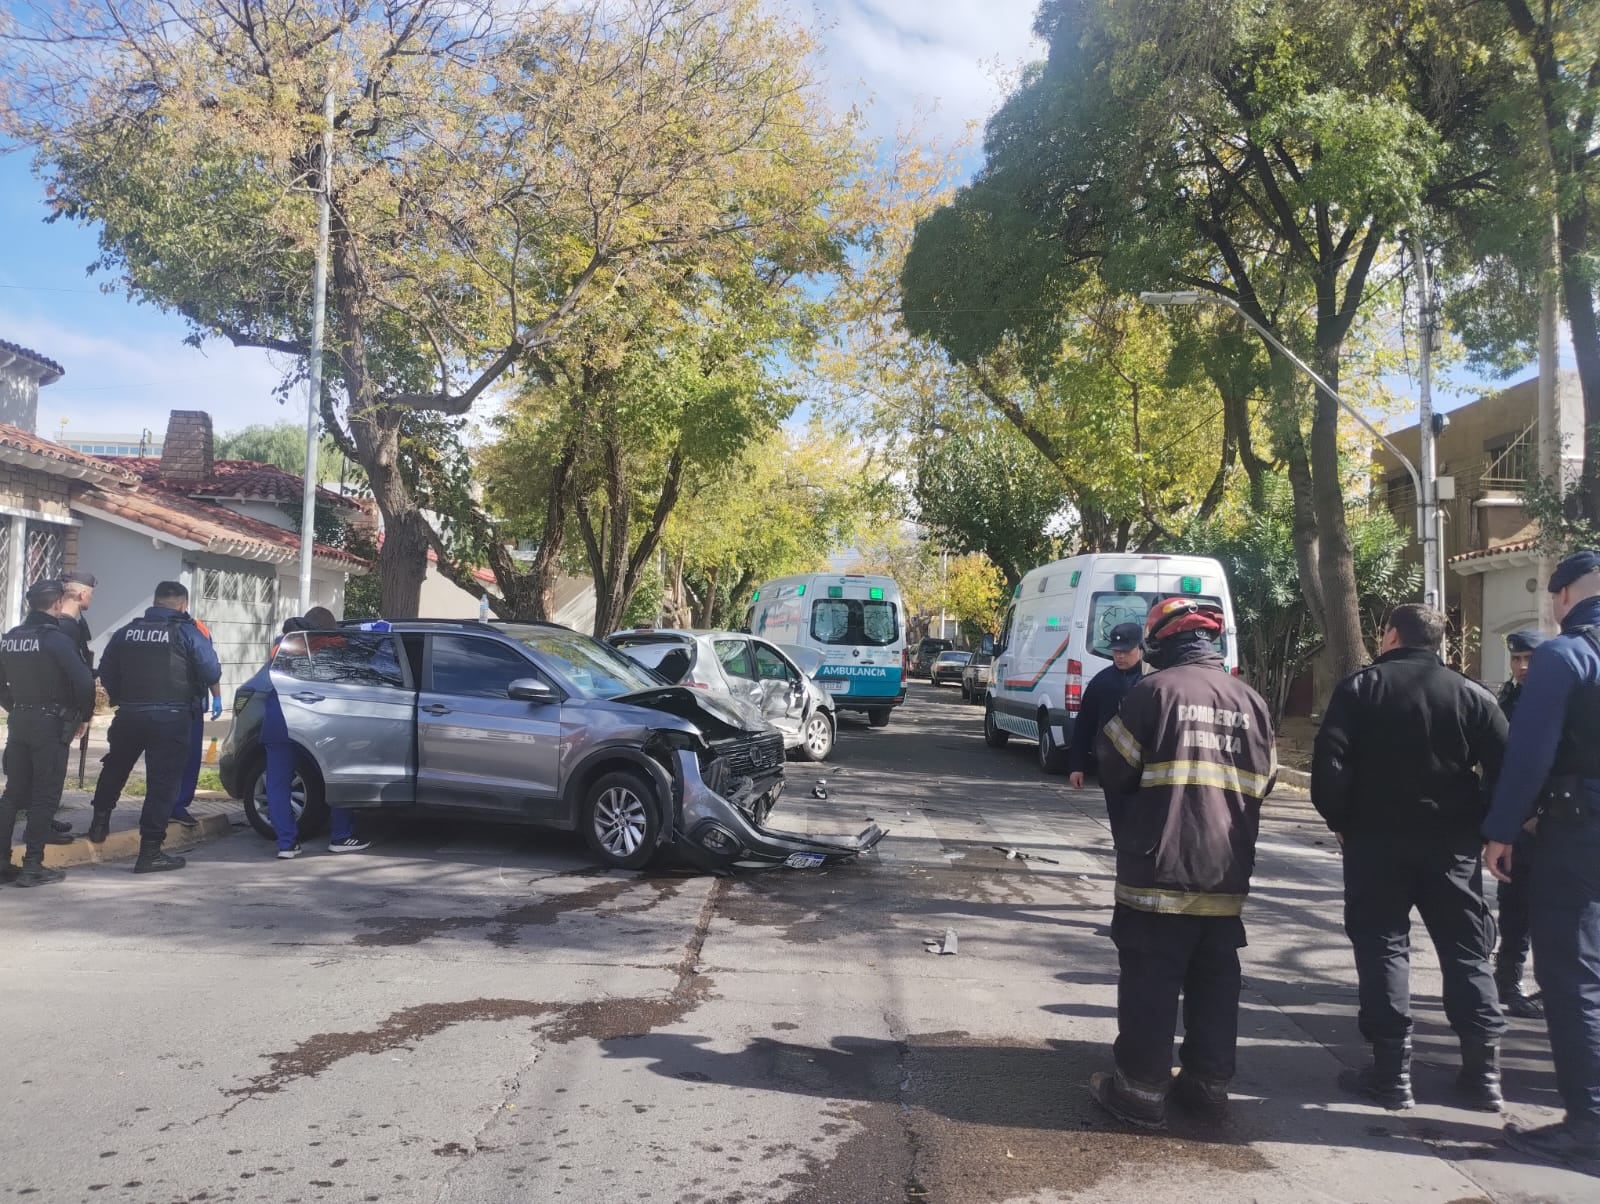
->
219;620;882;871
607;628;836;761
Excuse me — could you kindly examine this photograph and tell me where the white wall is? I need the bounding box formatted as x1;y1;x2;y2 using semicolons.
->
225;499;297;532
418;563;597;632
1480;565;1545;687
74;516;187;660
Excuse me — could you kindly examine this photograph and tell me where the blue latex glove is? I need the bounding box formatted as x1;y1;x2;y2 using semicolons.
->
210;695;224;720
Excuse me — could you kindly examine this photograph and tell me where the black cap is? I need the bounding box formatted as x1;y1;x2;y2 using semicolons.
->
1108;622;1144;651
1506;629;1546;654
1548;550;1600;594
25;579;64;609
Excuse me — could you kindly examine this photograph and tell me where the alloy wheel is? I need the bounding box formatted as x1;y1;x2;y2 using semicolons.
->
253;770;307;824
593;785;648;858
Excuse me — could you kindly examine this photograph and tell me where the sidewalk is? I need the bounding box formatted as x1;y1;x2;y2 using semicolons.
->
9;785;245;869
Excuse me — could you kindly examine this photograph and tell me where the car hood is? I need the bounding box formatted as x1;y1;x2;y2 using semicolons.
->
612;685;772;741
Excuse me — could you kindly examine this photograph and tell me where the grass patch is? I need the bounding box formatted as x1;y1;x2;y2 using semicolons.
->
83;767;226;800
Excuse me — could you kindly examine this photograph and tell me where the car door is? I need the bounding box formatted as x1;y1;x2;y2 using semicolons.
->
270;630;416;805
750;638;806;739
713;637;763;708
415;633;564;820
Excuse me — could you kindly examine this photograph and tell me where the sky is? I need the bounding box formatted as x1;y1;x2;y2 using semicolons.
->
0;0;1563;443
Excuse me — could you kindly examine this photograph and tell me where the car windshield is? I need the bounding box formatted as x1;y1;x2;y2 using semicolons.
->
810;598;899;647
1087;592;1228;658
938;651;970;664
503;624;660;699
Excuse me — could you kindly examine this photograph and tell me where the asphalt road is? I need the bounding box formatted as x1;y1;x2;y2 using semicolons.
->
1;683;1590;1203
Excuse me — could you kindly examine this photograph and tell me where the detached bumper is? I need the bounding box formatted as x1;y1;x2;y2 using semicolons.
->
669;750;886;871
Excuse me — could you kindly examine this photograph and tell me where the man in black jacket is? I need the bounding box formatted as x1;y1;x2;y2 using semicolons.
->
1069;622;1146;789
1312;604;1508;1112
1494;629;1544;1018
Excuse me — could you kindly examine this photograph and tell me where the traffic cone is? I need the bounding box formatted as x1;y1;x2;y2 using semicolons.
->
204;736;219;765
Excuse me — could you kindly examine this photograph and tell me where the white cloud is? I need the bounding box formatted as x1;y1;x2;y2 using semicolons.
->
2;310;297;438
795;0;1042;147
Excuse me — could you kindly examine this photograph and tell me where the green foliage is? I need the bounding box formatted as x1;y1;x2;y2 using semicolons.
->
217;424;363;486
1178;476;1418;722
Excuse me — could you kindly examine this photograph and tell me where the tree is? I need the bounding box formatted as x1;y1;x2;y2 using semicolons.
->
216;423;361;486
902;0;1503;679
2;0;860;616
943;554;1006;640
1179;476;1418;724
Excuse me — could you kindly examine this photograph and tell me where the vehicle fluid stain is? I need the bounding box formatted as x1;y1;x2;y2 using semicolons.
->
231;882;721;1096
351;872;683;947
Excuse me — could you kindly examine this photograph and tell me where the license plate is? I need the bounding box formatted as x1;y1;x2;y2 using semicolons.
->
821;679;849;694
785;853;825;869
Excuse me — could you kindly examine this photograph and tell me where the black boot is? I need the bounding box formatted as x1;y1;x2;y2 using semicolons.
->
1456;1039;1503;1112
133;842;185;874
1497;965;1545;1019
1171;1068;1230;1119
1088;1067;1168;1130
0;858;18;884
86;810;112;843
15;858;65;887
1340;1038;1414;1110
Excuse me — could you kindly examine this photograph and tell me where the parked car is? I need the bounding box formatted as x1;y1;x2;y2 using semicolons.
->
910;637;953;677
930;650;971;687
219;619;883;871
607;628;837;762
961;652;993;704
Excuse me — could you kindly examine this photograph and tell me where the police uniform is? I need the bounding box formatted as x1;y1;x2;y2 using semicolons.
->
1494;629;1545;1018
1313;621;1508;1111
1088;599;1277;1129
92;596;221;873
1485;551;1600;1170
0;581;95;886
1067;622;1147;781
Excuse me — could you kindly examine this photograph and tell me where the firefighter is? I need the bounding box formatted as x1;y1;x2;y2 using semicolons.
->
1313;604;1507;1113
1495;628;1545;1018
92;581;221;873
1485;550;1600;1172
0;581;95;886
1089;596;1277;1129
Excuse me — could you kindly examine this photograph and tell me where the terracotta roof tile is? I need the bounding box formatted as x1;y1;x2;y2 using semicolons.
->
74;483;367;569
0;422;138;484
1450;539;1540;564
110;456;364;511
0;338;65;384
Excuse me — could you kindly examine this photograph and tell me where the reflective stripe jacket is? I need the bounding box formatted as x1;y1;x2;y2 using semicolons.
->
1096;642;1276;916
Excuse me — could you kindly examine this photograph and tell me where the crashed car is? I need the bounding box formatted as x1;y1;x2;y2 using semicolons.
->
218;618;883;871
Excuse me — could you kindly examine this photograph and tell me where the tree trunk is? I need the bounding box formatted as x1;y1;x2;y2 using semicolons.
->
1308;345;1368;680
1557;218;1600;526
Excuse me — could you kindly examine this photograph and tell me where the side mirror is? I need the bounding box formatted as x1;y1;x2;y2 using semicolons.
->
507;677;557;704
979;634;996;656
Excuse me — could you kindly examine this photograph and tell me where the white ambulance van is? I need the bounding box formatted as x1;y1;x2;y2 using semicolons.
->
746;573;907;727
983;553;1238;772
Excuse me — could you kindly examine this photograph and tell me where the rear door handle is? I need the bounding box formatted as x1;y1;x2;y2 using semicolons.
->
292;692;325;703
422;703;452;716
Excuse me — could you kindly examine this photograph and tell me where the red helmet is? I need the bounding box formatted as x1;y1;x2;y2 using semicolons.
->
1145;596;1224;647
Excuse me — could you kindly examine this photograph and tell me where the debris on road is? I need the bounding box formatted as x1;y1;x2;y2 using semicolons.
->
811;780;828;800
924;928;959;955
991;845;1061;865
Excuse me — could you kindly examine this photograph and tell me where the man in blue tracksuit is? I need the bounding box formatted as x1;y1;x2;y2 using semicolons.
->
1484;551;1600;1174
1068;623;1148;790
92;581;221;873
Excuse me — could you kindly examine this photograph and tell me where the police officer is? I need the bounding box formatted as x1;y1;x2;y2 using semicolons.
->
92;581;221;874
1494;629;1545;1019
1088;598;1276;1129
0;581;95;887
1485;550;1600;1172
1068;622;1147;789
1313;603;1507;1112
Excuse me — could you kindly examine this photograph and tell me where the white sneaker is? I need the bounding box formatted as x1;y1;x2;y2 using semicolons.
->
329;837;370;854
277;844;302;860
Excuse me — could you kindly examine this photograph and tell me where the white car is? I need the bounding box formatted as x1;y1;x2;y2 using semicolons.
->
608;628;837;762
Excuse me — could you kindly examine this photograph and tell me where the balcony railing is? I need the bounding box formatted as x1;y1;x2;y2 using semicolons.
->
1481;421;1538;488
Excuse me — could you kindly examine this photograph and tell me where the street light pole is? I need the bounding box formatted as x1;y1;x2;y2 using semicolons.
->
1412;235;1445;612
298;87;334;617
1139;290;1429;604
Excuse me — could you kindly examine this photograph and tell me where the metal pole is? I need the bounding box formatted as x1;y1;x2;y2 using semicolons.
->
1538;215;1561;633
938;549;948;641
298;87;334;616
1413;234;1442;611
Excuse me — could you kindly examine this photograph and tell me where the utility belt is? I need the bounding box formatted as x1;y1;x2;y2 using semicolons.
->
1538;776;1600;824
11;702;81;744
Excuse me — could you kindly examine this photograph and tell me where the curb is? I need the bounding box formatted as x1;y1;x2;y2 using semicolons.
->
1276;766;1311;791
14;811;239;869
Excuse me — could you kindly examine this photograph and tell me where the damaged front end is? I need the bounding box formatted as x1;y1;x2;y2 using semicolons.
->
623;685;885;871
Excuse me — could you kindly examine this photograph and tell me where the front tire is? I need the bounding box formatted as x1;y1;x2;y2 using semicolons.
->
867;708;891;728
795;712;835;762
1037;712;1069;774
581;770;661;870
242;753;327;840
984;702;1010;748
